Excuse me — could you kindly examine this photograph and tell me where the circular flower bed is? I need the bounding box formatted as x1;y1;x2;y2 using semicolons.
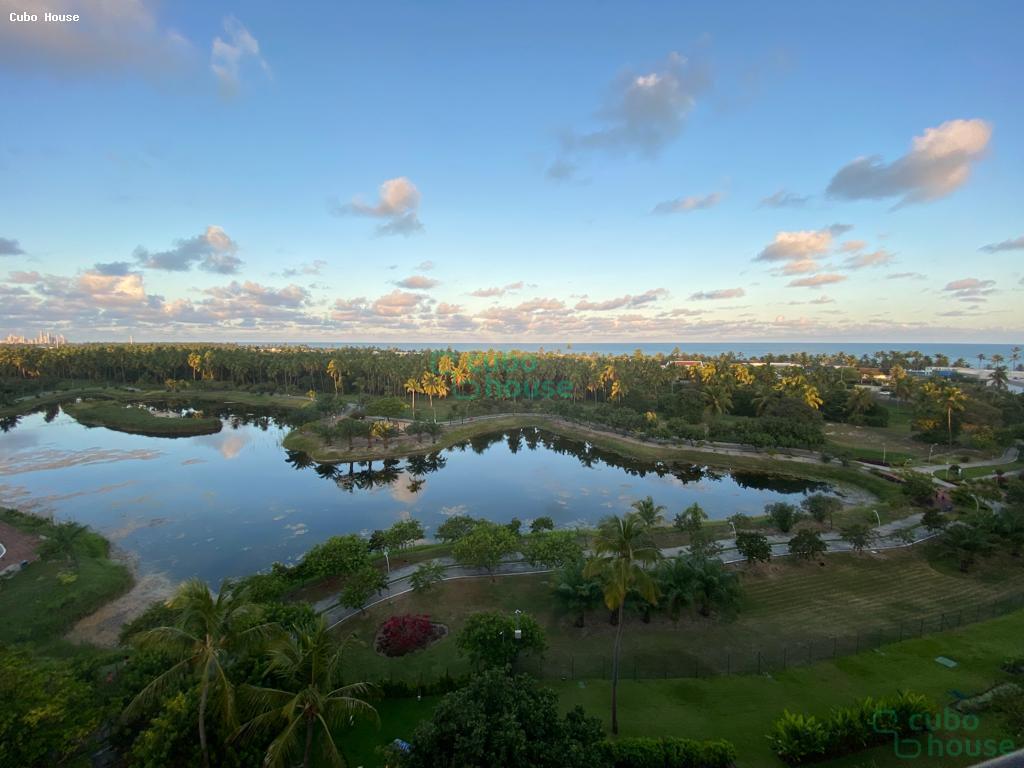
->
375;614;448;657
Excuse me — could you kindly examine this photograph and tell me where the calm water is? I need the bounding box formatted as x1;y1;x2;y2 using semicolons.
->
1;407;839;584
281;341;1022;362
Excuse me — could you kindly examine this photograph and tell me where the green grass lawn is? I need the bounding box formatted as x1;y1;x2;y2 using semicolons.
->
0;509;132;647
555;608;1024;768
337;607;1024;768
331;544;1024;685
62;400;223;436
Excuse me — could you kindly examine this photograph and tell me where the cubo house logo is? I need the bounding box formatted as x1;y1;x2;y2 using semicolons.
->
872;706;1017;761
427;350;572;401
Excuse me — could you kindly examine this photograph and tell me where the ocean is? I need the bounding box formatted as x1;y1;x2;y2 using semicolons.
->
272;341;1022;363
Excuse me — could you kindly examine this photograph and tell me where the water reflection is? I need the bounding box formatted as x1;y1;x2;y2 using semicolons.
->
1;415;839;584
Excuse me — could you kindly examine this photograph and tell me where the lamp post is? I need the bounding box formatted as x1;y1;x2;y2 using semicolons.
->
928;443;937;462
383;547;390;575
513;609;522;641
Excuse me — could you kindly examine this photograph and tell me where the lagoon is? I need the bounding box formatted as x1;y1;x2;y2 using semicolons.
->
1;406;842;584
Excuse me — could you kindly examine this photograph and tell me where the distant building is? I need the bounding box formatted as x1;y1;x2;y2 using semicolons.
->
1;331;67;346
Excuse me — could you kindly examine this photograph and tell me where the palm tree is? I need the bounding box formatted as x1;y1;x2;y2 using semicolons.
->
584;513;661;734
41;520;88;562
976;353;987;370
326;359;344;395
404;377;420;417
991;366;1009;391
236;618;378;768
1011;346;1021;371
937;385;967;449
655;557;695;622
845;387;875;422
630;496;666;527
702;383;733;417
126;580;274;768
370;420;391;449
552;559;602;627
686;556;742;617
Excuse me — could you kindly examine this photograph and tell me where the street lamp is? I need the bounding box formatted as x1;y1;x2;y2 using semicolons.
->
928;443;937;462
382;546;390;575
728;520;737;538
513;609;522;641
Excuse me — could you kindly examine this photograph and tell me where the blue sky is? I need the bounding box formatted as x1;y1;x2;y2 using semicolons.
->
1;0;1022;342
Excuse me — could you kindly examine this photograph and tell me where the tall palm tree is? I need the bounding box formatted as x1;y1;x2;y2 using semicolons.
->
702;383;733;417
937;385;967;449
126;580;274;768
990;366;1009;391
630;496;666;528
584;513;661;734
326;359;344;395
976;353;987;370
1011;346;1021;371
236;619;378;768
403;378;420;417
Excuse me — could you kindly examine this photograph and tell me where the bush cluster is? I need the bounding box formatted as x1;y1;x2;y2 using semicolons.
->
598;736;737;768
376;614;440;657
767;691;935;765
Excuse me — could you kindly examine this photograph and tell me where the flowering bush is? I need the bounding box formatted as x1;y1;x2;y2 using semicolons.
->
377;614;437;657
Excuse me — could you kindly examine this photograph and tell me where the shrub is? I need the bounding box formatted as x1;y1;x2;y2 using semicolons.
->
599;736;736;768
767;711;829;765
735;530;772;563
768;691;935;765
377;614;440;657
788;529;828;560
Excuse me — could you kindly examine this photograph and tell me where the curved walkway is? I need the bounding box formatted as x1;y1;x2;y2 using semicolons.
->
321;513;936;630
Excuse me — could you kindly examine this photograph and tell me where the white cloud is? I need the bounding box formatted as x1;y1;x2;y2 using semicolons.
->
652;192;721;214
394;275;439;290
134;226;242;274
943;277;996;303
759;189;808;208
574;289;667;311
980;236;1024;253
827;119;992;206
469;281;524;298
0;237;25;256
689;287;745;301
210;16;268;96
887;272;926;280
335;177;424;237
755;224;849;264
843;249;894;270
547;51;710;177
788;274;847;289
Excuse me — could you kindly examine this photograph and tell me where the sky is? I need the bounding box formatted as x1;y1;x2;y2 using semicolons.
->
1;0;1022;343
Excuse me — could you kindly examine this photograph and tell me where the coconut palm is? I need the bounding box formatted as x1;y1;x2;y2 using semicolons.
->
126;580;274;768
702;383;733;417
976;353;987;370
845;386;875;421
584;513;661;734
552;559;603;627
991;366;1009;391
326;359;344;395
236;618;378;768
41;520;88;562
686;556;742;617
630;496;666;527
655;557;695;622
937;385;967;449
1011;346;1021;371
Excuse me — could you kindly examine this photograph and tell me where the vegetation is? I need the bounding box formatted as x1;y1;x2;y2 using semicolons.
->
584;513;661;734
455;611;546;669
735;530;772;563
788;529;828;560
62;399;222;436
0;508;132;644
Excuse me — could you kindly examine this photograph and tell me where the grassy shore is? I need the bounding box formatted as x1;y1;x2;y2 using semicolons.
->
62;400;224;436
284;413;901;501
0;385;315;419
0;508;133;648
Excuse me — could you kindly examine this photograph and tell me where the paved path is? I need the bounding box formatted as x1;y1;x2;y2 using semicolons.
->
915;444;1020;475
321;513;937;629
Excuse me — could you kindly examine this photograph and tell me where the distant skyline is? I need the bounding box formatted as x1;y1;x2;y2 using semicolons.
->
1;0;1023;342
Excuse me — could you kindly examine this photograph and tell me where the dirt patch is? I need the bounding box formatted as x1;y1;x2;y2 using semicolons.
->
0;520;41;570
66;549;175;647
